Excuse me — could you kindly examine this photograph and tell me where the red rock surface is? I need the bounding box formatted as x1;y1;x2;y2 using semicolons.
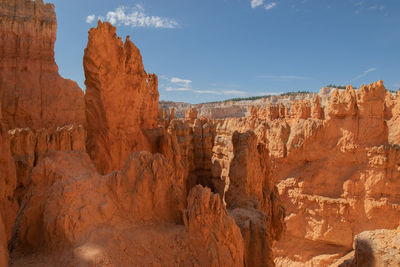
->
0;0;85;130
8;125;86;203
84;21;159;174
9;152;244;266
0;102;18;266
271;81;400;266
211;126;285;266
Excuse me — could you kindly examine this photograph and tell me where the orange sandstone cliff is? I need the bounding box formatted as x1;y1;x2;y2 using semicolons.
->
0;101;18;266
0;0;85;130
84;21;159;175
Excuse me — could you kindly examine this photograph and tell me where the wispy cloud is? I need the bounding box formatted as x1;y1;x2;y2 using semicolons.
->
161;75;247;96
86;14;96;24
265;2;277;11
251;0;277;11
251;0;264;8
166;87;192;92
368;5;385;10
346;68;376;83
86;4;179;29
258;75;313;81
354;1;385;14
171;77;192;87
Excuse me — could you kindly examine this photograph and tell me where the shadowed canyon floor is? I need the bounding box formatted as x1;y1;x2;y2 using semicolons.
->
0;0;399;266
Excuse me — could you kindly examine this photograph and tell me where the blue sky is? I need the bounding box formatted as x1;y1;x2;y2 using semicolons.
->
48;0;400;103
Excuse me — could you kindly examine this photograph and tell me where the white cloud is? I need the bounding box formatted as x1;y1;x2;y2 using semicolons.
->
346;68;377;83
171;77;192;87
86;14;96;24
265;2;277;11
251;0;264;8
161;75;247;96
87;5;179;29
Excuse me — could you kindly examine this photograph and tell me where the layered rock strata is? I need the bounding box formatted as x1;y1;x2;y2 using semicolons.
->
9;125;86;203
9;152;244;266
0;102;18;266
268;82;400;266
0;0;85;129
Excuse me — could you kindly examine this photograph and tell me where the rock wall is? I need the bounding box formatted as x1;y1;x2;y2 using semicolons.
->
8;125;86;203
211;125;285;266
84;21;159;175
0;0;85;129
0;101;18;266
271;81;400;266
9;152;244;266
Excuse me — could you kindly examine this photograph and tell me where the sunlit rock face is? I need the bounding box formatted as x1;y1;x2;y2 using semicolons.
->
84;21;159;175
0;0;85;130
269;81;400;266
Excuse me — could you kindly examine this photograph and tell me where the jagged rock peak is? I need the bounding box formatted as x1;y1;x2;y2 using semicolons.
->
84;21;159;174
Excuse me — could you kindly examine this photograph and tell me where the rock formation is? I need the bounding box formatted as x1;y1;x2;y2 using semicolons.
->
84;21;159;175
345;229;400;267
185;107;199;123
2;0;400;266
0;0;85;130
9;125;86;203
9;152;244;266
211;127;285;266
271;81;400;266
0;101;18;266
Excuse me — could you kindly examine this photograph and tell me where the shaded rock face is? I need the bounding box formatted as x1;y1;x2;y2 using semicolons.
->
0;102;18;266
0;0;85;130
84;21;159;175
9;152;244;266
168;118;217;193
211;127;285;266
8;125;86;204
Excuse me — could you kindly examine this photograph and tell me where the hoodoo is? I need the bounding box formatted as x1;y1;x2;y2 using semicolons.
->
84;21;159;174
